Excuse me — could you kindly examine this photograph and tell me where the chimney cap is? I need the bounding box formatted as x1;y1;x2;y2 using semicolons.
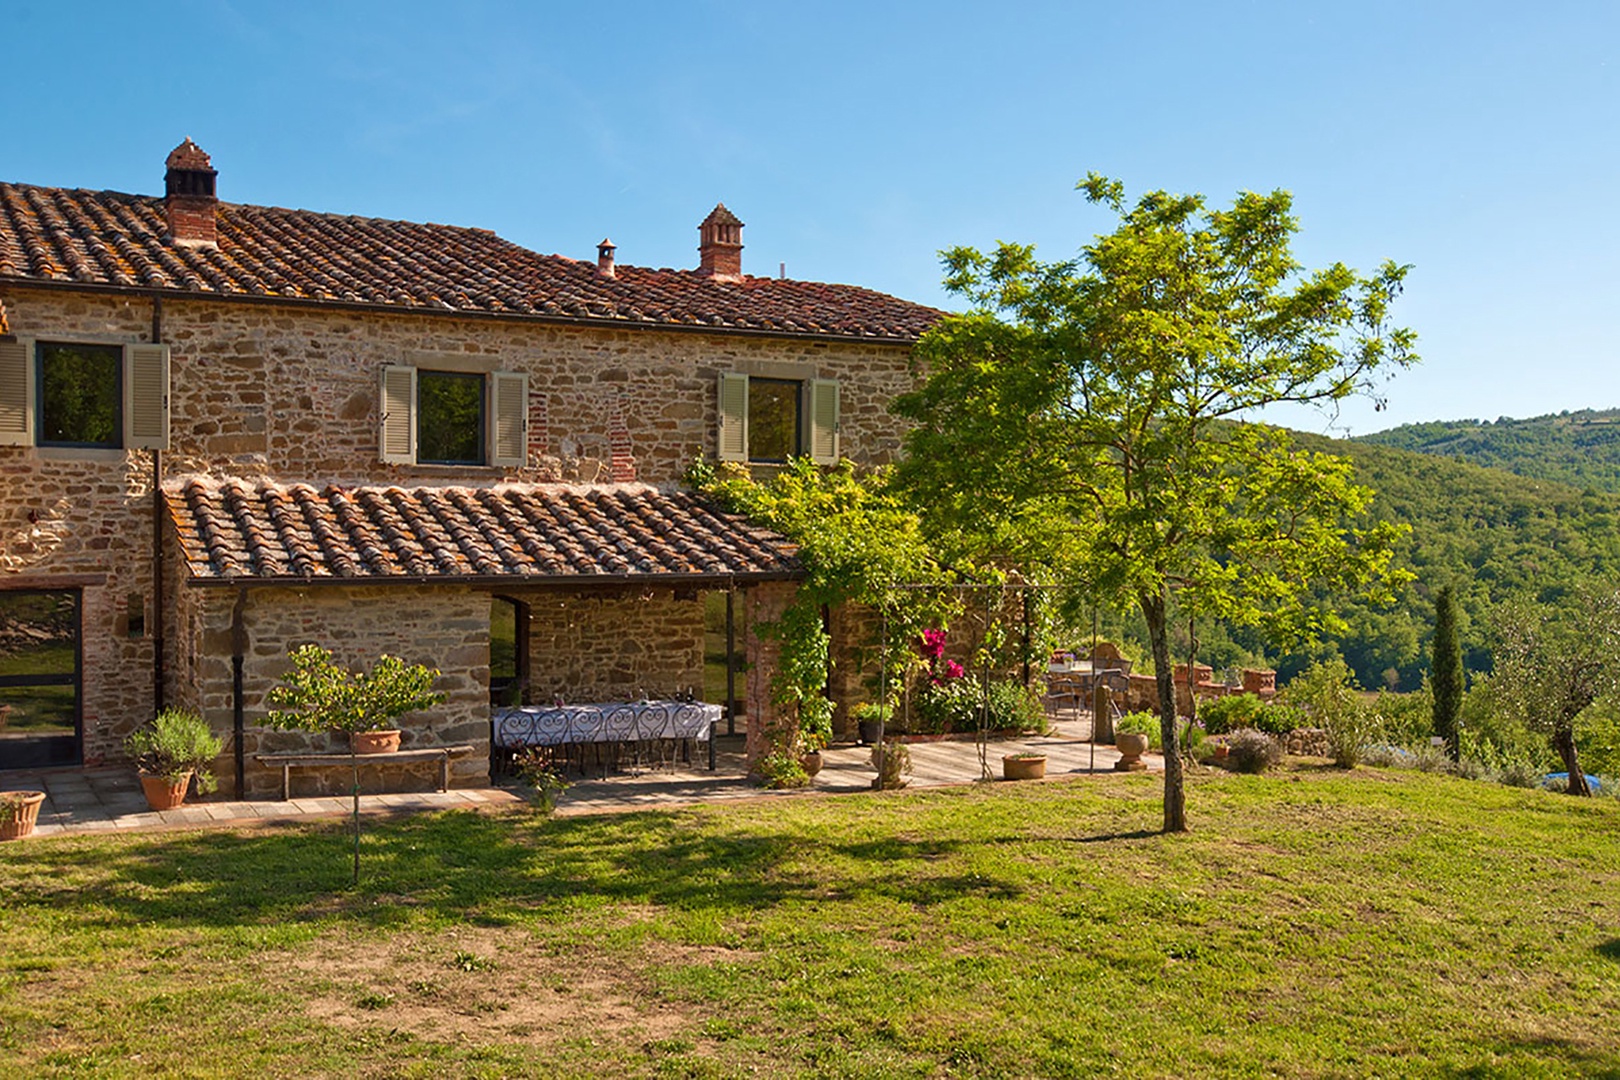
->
165;137;215;173
597;238;617;278
701;203;744;228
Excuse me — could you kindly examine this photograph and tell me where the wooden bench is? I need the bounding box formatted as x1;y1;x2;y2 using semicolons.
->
253;745;476;801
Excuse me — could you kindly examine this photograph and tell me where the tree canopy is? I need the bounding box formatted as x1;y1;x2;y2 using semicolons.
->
894;176;1417;831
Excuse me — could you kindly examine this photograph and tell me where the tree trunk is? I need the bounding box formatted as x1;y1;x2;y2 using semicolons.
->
1141;589;1187;832
1552;724;1591;797
351;751;362;884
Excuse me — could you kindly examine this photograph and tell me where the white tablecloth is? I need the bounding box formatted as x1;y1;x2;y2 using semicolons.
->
493;701;721;749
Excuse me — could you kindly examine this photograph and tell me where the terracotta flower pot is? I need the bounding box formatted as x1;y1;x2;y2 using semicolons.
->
1114;732;1149;772
351;729;402;754
1002;754;1048;781
140;772;192;811
0;791;46;839
799;750;824;777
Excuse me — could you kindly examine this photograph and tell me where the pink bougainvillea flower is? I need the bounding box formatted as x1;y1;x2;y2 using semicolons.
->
943;660;965;679
916;628;947;661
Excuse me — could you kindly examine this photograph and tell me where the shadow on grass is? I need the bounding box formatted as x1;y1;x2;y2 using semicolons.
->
1440;1033;1620;1079
1068;829;1162;844
3;806;1021;931
1597;938;1620;963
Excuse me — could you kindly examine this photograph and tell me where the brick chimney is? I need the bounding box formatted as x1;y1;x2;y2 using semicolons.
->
698;204;744;281
164;138;218;249
597;238;616;278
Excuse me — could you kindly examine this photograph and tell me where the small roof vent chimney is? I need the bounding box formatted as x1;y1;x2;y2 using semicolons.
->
164;137;219;249
597;238;616;279
698;204;743;281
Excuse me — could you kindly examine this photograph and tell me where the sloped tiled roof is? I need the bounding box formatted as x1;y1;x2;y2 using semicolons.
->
0;182;942;341
166;478;801;585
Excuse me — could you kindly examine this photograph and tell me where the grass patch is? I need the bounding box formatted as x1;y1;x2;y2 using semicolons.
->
0;767;1617;1076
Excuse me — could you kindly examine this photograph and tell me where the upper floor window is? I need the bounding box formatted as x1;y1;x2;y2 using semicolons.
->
418;370;486;465
717;372;839;465
38;342;121;448
0;337;169;451
379;364;527;468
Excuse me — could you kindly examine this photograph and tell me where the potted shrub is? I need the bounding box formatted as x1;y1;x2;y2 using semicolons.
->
125;708;223;811
1002;751;1048;780
0;790;47;840
798;695;833;778
852;701;891;746
1113;710;1157;772
871;738;910;790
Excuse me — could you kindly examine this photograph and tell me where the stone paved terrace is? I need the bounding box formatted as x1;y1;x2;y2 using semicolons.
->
1;711;1160;837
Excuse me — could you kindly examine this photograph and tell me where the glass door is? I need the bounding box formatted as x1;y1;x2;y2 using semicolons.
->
0;590;82;769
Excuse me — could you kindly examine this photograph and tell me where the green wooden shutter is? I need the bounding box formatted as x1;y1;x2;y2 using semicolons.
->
379;365;417;464
808;378;839;464
124;343;170;450
0;337;33;446
717;372;748;462
489;370;528;468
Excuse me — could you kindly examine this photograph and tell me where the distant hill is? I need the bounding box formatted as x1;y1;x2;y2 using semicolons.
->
1357;409;1620;493
1245;432;1620;690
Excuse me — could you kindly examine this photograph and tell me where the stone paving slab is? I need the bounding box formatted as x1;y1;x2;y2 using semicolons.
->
6;712;1156;837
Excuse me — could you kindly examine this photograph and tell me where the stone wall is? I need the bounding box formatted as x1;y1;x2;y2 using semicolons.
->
520;588;705;703
182;583;492;798
743;580;795;767
0;283;909;764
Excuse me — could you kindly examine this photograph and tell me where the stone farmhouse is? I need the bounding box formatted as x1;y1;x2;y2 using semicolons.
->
0;139;940;796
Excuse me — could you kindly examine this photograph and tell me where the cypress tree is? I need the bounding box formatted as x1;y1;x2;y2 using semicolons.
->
1431;585;1464;760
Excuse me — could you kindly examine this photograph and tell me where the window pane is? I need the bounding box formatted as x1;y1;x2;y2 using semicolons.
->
418;371;484;464
0;591;76;677
748;378;799;462
39;343;120;447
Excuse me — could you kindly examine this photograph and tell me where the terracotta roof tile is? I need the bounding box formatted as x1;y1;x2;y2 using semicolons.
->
0;181;942;341
166;479;801;584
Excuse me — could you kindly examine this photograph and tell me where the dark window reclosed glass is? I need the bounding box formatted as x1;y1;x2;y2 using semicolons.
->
37;342;121;448
0;589;82;768
418;370;485;465
748;378;800;462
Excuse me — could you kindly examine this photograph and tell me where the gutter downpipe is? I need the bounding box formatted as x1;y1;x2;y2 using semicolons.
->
151;296;165;714
231;586;248;796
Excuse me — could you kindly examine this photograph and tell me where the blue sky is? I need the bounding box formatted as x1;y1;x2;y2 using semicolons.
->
6;0;1616;434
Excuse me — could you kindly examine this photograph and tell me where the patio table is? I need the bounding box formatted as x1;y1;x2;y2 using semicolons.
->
493;700;722;773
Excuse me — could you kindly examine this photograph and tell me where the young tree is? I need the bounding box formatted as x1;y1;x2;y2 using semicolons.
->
266;645;444;883
894;176;1416;832
1490;583;1620;797
1431;585;1465;760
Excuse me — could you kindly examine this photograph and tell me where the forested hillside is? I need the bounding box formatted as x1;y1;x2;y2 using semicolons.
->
1260;434;1620;689
1358;408;1620;493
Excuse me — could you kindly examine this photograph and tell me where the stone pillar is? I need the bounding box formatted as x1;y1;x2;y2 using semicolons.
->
743;580;797;769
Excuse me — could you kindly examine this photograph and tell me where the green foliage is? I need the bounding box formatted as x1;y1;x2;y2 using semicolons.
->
697;458;955;771
264;645;444;736
911;677;981;734
511;749;571;815
1115;711;1159;742
1488;583;1620;796
983;679;1047;734
1224;728;1283;773
893;176;1415;831
1360;407;1620;493
1275;433;1620;689
756;746;809;789
1431;585;1464;757
1199;693;1305;736
1281;659;1384;767
124;708;223;792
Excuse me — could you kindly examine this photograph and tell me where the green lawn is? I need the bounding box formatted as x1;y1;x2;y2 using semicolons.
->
1;767;1617;1078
